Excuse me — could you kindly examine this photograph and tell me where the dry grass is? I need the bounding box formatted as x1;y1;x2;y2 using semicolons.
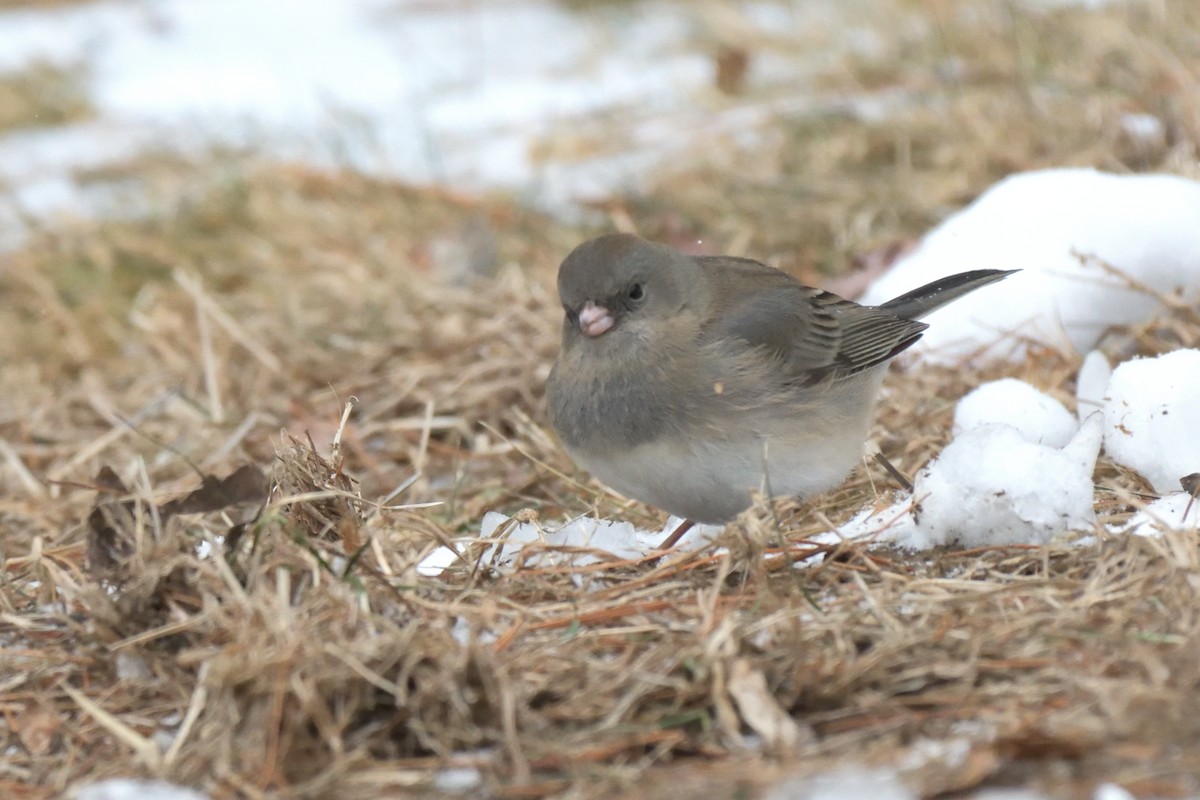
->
0;61;93;133
3;1;1200;798
625;0;1200;280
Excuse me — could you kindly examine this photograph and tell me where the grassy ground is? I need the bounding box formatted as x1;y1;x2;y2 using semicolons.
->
2;1;1200;798
0;61;92;133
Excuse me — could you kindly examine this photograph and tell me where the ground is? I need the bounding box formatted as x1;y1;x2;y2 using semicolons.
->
2;1;1200;798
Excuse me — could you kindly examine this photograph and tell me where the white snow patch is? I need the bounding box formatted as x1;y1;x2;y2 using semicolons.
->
862;169;1200;362
449;615;497;646
967;790;1052;800
896;736;972;771
763;768;914;800
1117;112;1165;148
911;414;1102;547
0;0;754;239
1075;350;1112;421
953;378;1077;447
416;541;463;577
1102;349;1200;493
829;496;920;549
114;652;152;681
417;511;722;577
72;780;209;800
1093;784;1136;800
1113;493;1198;537
433;766;484;794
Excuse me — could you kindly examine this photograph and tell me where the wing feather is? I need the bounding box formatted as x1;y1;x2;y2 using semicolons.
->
695;256;927;384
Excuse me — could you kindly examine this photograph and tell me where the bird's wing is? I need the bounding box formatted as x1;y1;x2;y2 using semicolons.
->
696;256;928;384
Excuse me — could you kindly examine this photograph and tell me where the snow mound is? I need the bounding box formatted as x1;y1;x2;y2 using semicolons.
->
862;169;1200;362
911;415;1103;547
953;378;1077;446
1102;349;1200;493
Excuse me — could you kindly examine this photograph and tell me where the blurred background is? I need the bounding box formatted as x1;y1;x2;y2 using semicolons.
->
2;0;1195;269
3;3;1200;798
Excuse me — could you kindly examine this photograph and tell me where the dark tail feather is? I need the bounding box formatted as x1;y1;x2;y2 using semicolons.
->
877;269;1018;320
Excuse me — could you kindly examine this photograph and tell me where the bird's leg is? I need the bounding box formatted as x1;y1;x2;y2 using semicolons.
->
873;452;913;492
656;518;695;551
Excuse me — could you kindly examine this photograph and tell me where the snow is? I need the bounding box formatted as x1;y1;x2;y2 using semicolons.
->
861;169;1200;363
417;511;721;577
1118;112;1166;149
0;0;755;238
953;378;1078;447
1075;350;1112;421
911;415;1103;547
114;652;151;681
1092;785;1136;800
1102;349;1200;493
433;766;484;794
827;498;919;545
761;766;1130;800
73;780;209;800
763;768;915;800
837;350;1197;549
415;540;462;577
896;736;972;772
1114;493;1198;537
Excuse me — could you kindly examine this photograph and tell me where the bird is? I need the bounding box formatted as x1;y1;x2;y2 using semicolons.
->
546;232;1014;544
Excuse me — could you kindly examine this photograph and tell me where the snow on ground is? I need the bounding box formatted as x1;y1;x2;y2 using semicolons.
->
1075;350;1113;421
1115;493;1198;537
853;348;1198;549
953;378;1078;447
910;414;1103;548
72;779;209;800
860;169;1200;363
762;768;916;800
418;511;722;577
759;767;1141;800
835;351;1198;549
829;347;1197;549
1102;349;1200;493
0;0;861;244
759;767;1134;800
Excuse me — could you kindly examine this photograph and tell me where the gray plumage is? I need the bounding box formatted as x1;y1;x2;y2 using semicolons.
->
546;233;1015;523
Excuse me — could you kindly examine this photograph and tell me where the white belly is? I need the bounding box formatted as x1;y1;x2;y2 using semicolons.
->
571;415;872;524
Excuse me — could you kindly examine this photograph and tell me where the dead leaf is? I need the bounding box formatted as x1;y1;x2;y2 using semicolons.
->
726;658;812;753
86;466;135;572
161;464;268;517
86;463;269;574
14;705;61;756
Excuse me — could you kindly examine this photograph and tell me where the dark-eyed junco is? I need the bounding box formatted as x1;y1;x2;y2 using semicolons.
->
546;233;1014;529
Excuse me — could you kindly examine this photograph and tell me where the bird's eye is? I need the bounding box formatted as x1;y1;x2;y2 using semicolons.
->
627;283;644;301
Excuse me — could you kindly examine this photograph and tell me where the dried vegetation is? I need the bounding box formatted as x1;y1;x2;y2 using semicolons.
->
2;1;1200;798
0;62;92;133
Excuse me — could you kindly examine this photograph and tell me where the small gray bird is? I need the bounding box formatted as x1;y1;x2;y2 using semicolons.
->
546;233;1014;529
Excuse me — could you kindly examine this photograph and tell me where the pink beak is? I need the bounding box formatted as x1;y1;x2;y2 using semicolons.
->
577;301;615;337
